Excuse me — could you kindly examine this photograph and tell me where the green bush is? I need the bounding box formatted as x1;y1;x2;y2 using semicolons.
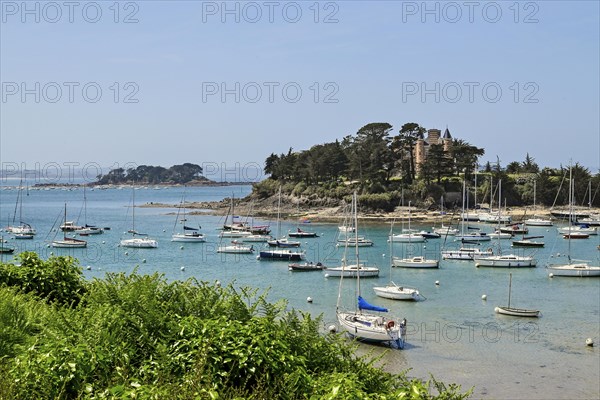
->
0;252;85;306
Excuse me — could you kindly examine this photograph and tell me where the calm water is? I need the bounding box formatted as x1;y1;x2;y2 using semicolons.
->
1;185;599;400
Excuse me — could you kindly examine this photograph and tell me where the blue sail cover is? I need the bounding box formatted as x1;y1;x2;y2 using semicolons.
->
357;296;388;312
183;225;199;230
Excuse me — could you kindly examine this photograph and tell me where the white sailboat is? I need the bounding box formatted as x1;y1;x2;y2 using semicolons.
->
171;189;205;242
525;181;553;226
336;192;406;348
52;204;87;248
474;180;537;268
442;176;494;260
7;179;37;238
455;179;491;242
260;187;304;260
373;221;422;300
75;186;104;236
120;189;158;249
388;202;425;243
494;273;540;317
547;167;600;277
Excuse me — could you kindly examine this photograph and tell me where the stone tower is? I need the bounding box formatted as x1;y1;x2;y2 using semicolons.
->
443;127;452;152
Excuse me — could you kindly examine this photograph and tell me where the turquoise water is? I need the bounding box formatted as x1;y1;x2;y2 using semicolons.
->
1;185;599;399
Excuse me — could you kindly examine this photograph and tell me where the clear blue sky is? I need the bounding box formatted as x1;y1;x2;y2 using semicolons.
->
1;1;599;175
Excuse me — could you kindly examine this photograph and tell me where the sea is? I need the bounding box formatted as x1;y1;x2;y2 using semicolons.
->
0;184;598;400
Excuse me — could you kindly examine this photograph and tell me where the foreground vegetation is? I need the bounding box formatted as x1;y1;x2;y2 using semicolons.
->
0;253;471;399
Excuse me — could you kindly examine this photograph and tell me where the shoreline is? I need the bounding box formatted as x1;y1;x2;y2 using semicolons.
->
140;200;572;225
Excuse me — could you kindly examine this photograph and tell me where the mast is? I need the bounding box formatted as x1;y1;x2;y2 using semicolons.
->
568;165;573;263
276;186;282;238
63;203;67;240
132;189;135;235
353;192;361;311
507;273;512;308
461;174;466;235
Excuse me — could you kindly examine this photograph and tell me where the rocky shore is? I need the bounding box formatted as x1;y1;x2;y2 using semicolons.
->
140;195;560;225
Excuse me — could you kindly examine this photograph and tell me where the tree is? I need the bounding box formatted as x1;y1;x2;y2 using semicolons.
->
521;153;539;173
450;139;485;181
393;122;426;184
421;143;454;184
506;161;521;174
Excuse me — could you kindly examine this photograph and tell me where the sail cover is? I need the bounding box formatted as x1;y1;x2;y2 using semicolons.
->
358;296;388;312
183;225;199;231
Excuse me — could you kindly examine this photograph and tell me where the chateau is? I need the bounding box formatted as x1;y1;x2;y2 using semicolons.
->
414;127;453;171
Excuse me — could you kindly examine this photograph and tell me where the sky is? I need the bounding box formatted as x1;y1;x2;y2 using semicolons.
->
1;0;599;181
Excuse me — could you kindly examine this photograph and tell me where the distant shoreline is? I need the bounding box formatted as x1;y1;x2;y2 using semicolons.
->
29;181;255;188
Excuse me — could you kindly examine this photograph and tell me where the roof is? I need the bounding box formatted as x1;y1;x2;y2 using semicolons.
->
443;127;452;139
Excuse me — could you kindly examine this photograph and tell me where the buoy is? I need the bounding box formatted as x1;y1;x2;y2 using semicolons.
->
585;338;594;347
102;241;105;244
423;245;427;249
163;229;166;232
324;273;330;278
475;263;480;268
307;297;313;303
215;280;221;287
482;294;487;300
142;259;146;263
256;255;260;260
382;253;385;257
50;252;53;255
435;280;440;286
328;324;337;333
86;266;91;270
180;246;184;250
46;244;50;248
180;266;185;271
125;251;129;256
549;273;554;278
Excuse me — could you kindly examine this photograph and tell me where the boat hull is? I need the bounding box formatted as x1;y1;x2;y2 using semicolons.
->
171;234;206;242
373;285;419;300
494;306;540;317
52;239;87;248
120;238;158;248
259;250;304;261
474;256;537;268
288;263;324;271
337;312;403;346
392;257;439;268
325;265;379;278
547;264;600;277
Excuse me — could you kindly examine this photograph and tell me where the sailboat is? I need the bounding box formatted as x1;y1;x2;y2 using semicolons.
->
442;176;494;260
373;221;421;300
171;189;205;242
391;202;439;268
7;179;36;238
388;202;425;243
75;186;104;235
260;187;304;260
336;192;406;348
474;180;537;268
524;181;553;226
454;178;491;242
547;166;600;277
120;189;158;248
52;204;88;248
494;273;540;317
0;236;15;254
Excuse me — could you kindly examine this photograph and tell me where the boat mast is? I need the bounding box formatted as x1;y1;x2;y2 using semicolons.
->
507;273;512;308
63;203;67;240
568;165;573;263
353;192;361;313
